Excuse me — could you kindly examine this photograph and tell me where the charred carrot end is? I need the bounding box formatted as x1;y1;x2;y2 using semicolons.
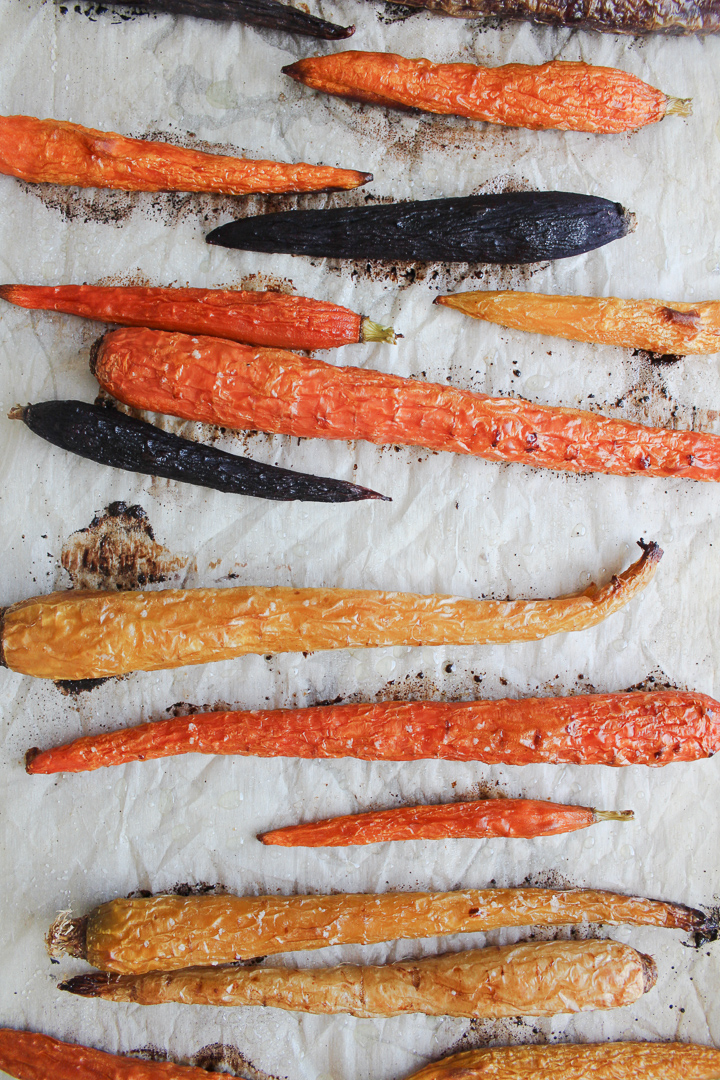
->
0;543;661;681
403;1042;720;1080
0;285;395;351
57;940;655;1016
435;291;720;356
283;53;677;134
0;115;372;194
44;888;714;974
258;798;633;847
0;1030;216;1080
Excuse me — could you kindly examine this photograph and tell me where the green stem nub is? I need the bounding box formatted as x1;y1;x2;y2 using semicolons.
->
360;317;398;345
594;809;635;823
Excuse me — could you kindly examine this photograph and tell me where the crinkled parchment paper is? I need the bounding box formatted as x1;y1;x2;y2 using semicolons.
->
1;4;720;1078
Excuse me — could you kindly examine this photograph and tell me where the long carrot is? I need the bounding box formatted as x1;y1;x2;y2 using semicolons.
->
0;115;371;193
59;939;656;1016
0;1030;213;1080
259;798;633;847
283;53;690;134
92;328;720;480
46;888;711;974
0;542;660;681
0;284;396;350
436;291;720;355
403;1043;720;1080
25;690;719;773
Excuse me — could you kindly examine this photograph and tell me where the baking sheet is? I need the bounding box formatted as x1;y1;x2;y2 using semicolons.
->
1;3;720;1078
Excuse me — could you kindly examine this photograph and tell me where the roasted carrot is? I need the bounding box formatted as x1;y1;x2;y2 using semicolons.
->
436;291;720;356
46;888;711;974
259;798;633;847
94;327;720;481
0;284;396;350
59;939;656;1016
283;53;690;134
93;0;356;38
403;1043;720;1080
0;115;371;194
0;1030;212;1080
0;542;660;680
26;690;720;774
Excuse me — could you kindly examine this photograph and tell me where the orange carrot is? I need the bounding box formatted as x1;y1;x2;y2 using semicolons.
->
25;690;720;773
93;327;720;481
0;1030;211;1080
283;53;691;134
0;115;371;193
0;284;395;351
436;290;720;356
259;798;633;846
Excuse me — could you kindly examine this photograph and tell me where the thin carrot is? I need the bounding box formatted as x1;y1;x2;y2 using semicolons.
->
402;1043;720;1080
0;284;396;350
259;798;633;847
436;291;720;355
25;690;719;773
92;328;720;480
0;542;660;681
46;888;711;974
59;939;656;1016
0;115;371;193
0;1031;211;1080
283;53;690;134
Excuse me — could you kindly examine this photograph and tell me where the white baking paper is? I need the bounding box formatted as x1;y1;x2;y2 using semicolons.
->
0;4;720;1078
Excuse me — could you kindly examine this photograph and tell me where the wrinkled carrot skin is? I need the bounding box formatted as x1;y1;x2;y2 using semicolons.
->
283;54;670;134
59;940;655;1016
0;284;364;350
0;115;371;193
48;888;707;974
0;1030;210;1080
405;1042;720;1080
437;291;720;355
26;690;720;773
259;798;625;846
93;328;720;480
0;544;659;680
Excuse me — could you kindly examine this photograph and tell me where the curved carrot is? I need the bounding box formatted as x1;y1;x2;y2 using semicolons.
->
0;115;371;193
0;542;660;680
283;53;689;134
94;327;720;480
0;284;396;350
25;690;719;773
0;1030;210;1080
436;291;720;355
259;798;633;846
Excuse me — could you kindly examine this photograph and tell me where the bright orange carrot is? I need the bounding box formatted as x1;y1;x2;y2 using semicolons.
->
0;1030;211;1080
93;327;720;480
0;543;660;681
0;284;396;350
283;53;690;134
0;115;371;193
259;798;633;846
25;690;720;773
436;291;720;355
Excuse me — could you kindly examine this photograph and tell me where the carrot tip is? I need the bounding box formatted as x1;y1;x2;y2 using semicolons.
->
25;746;42;772
281;63;302;78
666;96;692;118
58;973;110;997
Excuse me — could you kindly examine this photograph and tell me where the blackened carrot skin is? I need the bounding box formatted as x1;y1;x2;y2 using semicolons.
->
25;691;720;773
93;328;720;481
9;400;388;503
0;284;386;351
0;1030;212;1080
206;191;633;263
259;800;633;846
96;0;355;38
283;54;678;134
0;115;371;194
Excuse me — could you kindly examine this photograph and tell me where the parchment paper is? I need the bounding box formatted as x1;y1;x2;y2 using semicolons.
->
1;4;720;1078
